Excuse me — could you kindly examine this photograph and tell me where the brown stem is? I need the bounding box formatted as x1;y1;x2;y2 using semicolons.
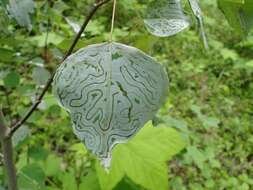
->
9;0;111;137
0;112;18;190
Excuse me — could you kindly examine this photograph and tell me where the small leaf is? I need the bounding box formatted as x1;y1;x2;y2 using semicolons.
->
44;154;62;176
32;66;51;86
186;146;206;170
12;125;30;147
69;143;88;156
0;48;14;62
3;71;20;88
96;122;185;190
29;32;64;47
28;146;49;161
202;116;220;128
7;0;35;30
0;7;9;35
144;0;190;37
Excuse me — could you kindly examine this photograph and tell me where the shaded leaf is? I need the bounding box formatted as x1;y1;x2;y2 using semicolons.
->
0;48;14;62
3;71;20;88
18;163;45;189
218;0;253;35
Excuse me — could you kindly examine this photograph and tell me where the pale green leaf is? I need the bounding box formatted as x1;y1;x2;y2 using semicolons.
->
29;32;64;47
32;66;51;86
12;125;30;147
96;122;186;190
61;172;78;190
79;171;101;190
44;154;62;176
7;0;35;30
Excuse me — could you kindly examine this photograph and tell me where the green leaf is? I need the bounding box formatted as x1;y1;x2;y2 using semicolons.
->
44;154;62;176
32;66;51;86
202;117;220;128
18;163;45;189
12;125;30;147
29;32;64;47
113;177;143;190
60;172;78;190
28;146;49;161
3;71;20;88
218;0;253;35
79;170;101;190
7;0;35;30
96;122;185;190
186;146;206;170
0;7;9;35
0;48;14;62
69;143;88;156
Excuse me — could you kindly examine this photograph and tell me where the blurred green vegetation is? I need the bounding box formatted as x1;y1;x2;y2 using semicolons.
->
0;0;252;190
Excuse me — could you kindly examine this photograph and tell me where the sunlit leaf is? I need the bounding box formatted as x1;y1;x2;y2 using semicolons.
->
79;170;101;190
96;122;186;190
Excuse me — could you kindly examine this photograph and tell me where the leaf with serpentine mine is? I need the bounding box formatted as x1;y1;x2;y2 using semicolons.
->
52;42;169;169
144;0;190;37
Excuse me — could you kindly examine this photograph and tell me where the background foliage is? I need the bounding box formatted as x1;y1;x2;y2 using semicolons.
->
0;0;252;190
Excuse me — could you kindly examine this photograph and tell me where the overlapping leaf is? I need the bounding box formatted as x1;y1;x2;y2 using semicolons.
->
96;122;186;190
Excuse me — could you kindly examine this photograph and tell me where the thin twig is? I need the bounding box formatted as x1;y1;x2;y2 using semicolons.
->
109;0;117;42
44;18;50;62
9;0;111;137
